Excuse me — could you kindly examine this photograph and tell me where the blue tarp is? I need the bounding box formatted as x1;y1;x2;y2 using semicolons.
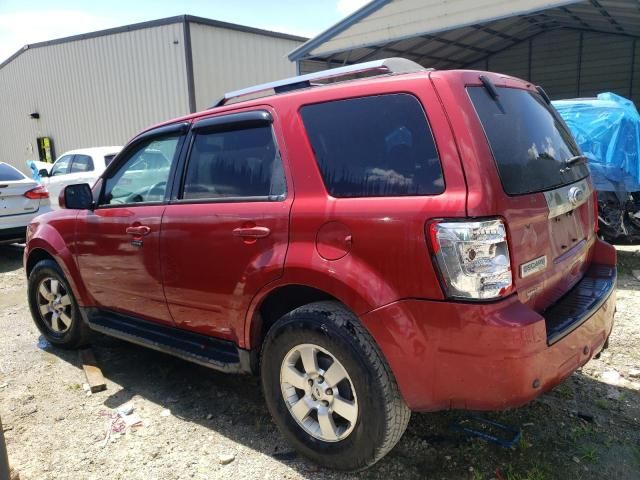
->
553;92;640;193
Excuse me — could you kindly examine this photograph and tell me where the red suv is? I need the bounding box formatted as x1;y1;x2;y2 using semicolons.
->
24;58;616;471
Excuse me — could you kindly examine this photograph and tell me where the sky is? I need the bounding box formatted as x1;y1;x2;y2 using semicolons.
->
0;0;369;63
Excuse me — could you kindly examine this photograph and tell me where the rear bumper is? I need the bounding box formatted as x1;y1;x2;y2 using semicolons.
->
361;239;617;412
0;226;28;244
0;206;51;244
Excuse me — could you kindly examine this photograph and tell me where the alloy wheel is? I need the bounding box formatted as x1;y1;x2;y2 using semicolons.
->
280;343;358;442
36;277;73;334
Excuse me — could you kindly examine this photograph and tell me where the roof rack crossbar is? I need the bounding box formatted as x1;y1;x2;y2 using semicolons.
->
210;57;426;108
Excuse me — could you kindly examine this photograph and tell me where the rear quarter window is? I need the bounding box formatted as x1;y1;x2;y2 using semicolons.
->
300;94;444;197
468;86;588;195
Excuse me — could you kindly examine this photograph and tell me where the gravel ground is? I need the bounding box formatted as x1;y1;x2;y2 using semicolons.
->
1;243;639;480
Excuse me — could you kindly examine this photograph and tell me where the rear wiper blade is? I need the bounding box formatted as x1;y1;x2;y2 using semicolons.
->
564;155;588;168
479;75;499;101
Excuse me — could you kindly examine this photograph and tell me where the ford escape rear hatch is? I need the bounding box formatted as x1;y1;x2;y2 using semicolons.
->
466;82;598;316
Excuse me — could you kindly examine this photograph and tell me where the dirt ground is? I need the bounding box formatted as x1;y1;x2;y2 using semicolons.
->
1;244;639;480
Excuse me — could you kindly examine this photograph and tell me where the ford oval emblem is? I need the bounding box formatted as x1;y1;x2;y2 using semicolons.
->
568;186;584;206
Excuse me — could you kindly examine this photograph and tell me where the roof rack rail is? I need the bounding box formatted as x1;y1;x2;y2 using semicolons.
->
210;57;427;108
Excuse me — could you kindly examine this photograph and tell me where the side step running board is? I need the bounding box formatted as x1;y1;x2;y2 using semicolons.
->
81;308;253;374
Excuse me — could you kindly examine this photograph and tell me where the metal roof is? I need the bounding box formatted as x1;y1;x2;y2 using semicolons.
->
1;14;307;71
289;0;640;69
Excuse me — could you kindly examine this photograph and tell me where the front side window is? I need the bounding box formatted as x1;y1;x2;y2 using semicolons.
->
300;94;444;197
101;136;180;205
468;86;588;195
50;155;73;176
182;125;286;200
70;154;94;173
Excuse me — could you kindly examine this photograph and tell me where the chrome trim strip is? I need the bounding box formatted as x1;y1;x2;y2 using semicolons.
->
543;178;592;219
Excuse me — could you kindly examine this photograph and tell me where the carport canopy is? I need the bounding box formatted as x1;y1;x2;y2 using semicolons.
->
289;0;640;70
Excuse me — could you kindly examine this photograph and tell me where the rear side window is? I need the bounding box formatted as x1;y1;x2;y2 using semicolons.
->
0;163;25;181
300;94;444;197
70;154;94;173
183;126;286;200
104;154;117;166
468;86;588;195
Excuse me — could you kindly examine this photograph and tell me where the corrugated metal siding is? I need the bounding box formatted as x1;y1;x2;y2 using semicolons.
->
298;60;332;75
634;39;639;101
0;23;190;173
190;23;301;111
487;40;529;80
530;30;580;99
579;32;634;98
479;29;638;105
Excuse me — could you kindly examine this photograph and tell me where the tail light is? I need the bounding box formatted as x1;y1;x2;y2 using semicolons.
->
428;218;513;300
24;185;49;199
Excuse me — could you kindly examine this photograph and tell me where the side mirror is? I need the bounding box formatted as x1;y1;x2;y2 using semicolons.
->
61;183;93;210
38;169;49;178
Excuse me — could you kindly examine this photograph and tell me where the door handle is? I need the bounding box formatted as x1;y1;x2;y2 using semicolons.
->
232;226;271;239
126;225;151;236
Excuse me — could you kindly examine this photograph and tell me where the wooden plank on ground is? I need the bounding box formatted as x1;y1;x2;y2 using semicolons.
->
79;348;107;393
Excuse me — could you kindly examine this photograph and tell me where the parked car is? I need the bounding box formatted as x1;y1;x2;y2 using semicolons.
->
553;93;640;242
0;162;51;244
38;147;122;207
23;58;617;471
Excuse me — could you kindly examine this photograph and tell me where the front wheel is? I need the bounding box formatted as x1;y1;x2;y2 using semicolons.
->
27;259;89;349
261;301;410;471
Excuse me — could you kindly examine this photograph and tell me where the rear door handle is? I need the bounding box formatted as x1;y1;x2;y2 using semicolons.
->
232;226;271;239
126;225;151;236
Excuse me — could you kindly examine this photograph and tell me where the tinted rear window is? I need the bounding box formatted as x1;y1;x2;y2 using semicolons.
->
468;86;588;195
300;94;444;197
0;163;25;181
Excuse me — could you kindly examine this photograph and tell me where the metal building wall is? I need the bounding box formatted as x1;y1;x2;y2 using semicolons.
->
0;22;190;173
468;29;639;104
189;22;301;111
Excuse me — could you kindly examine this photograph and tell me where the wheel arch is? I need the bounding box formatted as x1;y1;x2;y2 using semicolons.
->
26;232;90;306
246;283;340;351
244;263;390;351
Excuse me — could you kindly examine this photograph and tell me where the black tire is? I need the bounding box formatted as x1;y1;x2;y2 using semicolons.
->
27;259;90;349
261;301;410;471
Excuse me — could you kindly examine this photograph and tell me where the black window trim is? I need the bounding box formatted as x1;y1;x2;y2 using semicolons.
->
96;123;189;209
170;109;288;205
298;91;446;199
192;110;272;133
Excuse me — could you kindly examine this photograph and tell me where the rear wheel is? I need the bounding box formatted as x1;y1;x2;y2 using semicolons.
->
27;259;89;349
261;301;410;471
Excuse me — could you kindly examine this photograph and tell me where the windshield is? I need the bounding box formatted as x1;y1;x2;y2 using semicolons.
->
468;86;588;195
